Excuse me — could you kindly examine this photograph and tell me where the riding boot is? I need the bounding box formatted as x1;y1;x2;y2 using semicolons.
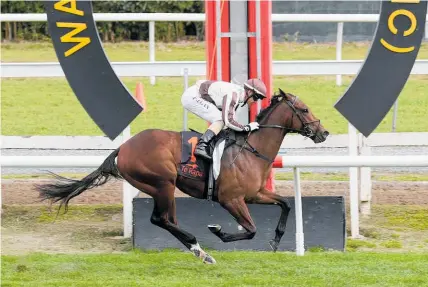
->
194;129;216;161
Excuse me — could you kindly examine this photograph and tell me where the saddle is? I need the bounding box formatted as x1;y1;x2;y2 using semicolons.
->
178;129;236;201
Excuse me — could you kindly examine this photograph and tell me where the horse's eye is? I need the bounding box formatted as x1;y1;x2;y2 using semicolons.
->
302;109;308;113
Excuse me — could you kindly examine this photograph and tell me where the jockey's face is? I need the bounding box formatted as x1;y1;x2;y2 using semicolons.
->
245;89;256;105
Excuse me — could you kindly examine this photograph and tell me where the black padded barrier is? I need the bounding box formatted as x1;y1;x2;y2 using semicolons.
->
133;196;346;252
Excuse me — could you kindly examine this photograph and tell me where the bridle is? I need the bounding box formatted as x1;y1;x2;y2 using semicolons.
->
230;92;321;165
258;93;320;138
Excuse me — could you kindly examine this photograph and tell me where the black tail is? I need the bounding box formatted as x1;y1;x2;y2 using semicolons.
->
35;148;122;212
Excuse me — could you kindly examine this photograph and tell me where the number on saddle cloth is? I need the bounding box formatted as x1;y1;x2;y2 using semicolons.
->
178;130;208;181
178;130;230;182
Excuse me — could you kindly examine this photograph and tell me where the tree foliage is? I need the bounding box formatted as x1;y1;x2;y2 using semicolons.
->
1;0;205;42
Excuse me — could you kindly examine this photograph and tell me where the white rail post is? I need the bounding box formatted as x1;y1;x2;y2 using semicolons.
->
392;99;398;132
358;134;372;216
182;68;189;131
149;21;156;85
336;22;344;86
425;21;428;39
348;123;360;238
122;126;132;237
293;167;305;256
122;127;140;238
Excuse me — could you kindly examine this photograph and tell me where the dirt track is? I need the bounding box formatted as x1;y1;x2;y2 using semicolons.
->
3;178;428;206
2;178;428;256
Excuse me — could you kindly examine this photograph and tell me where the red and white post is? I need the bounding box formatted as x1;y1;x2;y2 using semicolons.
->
205;0;275;192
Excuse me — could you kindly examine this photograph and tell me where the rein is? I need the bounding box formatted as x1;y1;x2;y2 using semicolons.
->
231;135;274;165
258;124;303;134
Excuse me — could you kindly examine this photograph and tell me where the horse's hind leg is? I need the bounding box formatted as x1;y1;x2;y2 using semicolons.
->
252;190;291;252
208;197;257;242
168;198;177;225
149;185;216;264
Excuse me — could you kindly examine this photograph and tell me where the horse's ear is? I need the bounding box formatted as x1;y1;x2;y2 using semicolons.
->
278;88;286;96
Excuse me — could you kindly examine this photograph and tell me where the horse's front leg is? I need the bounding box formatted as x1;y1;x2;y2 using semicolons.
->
251;189;291;252
208;197;257;242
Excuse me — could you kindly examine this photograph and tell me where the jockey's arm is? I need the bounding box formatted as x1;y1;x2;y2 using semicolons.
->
221;91;246;132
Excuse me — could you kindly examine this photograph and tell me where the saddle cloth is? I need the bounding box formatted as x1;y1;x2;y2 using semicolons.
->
178;130;226;181
179;130;206;180
178;129;239;201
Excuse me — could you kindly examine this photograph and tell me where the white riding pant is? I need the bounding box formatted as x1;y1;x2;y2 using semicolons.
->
181;84;223;123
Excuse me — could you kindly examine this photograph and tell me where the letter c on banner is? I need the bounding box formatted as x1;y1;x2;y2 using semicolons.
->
389;9;417;35
380;8;418;53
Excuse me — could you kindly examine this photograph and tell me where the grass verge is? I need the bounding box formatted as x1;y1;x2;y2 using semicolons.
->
2;251;428;287
2;75;427;136
2;41;428;62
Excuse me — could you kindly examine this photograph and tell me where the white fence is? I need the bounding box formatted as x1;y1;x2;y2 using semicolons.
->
2;155;428;255
2;13;428;85
2;60;428;78
4;132;428;150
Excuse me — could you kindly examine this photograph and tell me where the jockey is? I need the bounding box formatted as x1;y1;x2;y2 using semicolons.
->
181;78;267;161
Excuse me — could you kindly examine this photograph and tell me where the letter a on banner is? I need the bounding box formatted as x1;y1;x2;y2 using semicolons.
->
45;0;143;140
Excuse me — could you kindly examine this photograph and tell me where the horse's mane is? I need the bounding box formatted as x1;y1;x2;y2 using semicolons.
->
255;92;284;122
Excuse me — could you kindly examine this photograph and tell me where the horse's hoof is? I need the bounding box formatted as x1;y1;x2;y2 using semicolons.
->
190;243;216;264
269;239;279;252
203;254;217;264
208;224;222;233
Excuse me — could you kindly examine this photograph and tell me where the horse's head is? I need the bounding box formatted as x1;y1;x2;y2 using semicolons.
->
256;88;329;143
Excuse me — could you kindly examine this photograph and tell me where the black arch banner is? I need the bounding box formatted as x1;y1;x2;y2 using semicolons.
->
335;0;427;137
45;0;143;140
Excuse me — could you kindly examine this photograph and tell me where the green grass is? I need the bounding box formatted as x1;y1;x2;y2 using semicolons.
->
1;76;208;135
374;174;428;182
360;228;381;240
2;75;427;136
2;41;428;62
1;41;427;136
274;171;428;182
2;204;428;286
346;239;377;252
2;251;428;287
381;240;403;249
1;204;123;226
380;206;428;231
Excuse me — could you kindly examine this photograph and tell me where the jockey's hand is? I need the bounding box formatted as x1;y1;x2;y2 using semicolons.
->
244;122;260;132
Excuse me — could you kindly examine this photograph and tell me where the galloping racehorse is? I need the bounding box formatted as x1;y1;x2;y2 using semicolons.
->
36;88;329;264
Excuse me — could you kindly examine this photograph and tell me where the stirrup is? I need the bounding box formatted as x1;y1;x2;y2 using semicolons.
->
194;147;213;161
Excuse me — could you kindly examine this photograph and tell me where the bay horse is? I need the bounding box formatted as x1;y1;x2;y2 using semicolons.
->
36;88;329;264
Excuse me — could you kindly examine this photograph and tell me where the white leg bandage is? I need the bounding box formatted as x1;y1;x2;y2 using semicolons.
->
181;85;223;124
